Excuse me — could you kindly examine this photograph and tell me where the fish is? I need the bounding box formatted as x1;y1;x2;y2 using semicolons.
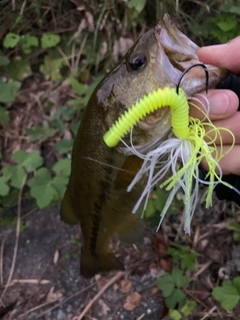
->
60;13;229;277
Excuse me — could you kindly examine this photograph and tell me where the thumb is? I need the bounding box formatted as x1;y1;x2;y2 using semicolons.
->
197;36;240;74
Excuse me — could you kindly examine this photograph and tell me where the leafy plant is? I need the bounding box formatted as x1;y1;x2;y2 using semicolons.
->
156;268;190;309
168;243;199;271
212;277;240;310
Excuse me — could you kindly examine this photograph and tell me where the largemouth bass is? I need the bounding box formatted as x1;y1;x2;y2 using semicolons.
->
60;14;228;277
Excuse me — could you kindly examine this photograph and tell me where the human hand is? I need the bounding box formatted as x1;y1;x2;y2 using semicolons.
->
190;36;240;176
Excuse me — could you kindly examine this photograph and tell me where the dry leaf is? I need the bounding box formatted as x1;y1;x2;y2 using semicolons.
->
98;299;110;315
46;286;63;302
53;250;59;264
120;278;132;293
124;292;141;311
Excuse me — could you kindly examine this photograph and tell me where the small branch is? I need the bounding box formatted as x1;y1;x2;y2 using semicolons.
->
77;271;124;320
0;176;27;304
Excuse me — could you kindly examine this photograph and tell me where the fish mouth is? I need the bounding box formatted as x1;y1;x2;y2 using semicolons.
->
154;13;229;96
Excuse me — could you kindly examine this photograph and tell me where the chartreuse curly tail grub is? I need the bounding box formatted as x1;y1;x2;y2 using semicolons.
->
103;88;189;148
103;87;237;234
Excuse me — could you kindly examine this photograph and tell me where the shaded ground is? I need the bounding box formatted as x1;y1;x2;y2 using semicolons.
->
0;207;165;319
1;197;240;319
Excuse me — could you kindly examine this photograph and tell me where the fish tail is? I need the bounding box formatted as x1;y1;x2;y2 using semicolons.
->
80;247;124;277
60;186;79;225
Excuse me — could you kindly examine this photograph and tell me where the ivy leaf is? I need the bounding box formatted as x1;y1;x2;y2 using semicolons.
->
0;178;10;196
215;14;237;32
41;33;61;49
53;158;71;176
21;35;39;54
27;168;51;188
10;167;27;189
0;106;10;124
0;81;21;102
0;56;10;67
166;288;187;309
172;268;190;288
67;77;85;95
51;175;69;198
212;281;240;310
233;277;240;295
3;33;20;48
13;150;43;172
181;253;198;270
55;140;73;154
156;273;175;297
30;184;59;208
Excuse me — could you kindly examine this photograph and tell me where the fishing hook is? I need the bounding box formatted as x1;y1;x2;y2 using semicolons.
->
176;63;209;95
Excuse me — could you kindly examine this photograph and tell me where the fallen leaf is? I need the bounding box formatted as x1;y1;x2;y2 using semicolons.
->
53;250;59;264
98;299;110;315
46;286;63;302
120;278;132;293
124;292;142;311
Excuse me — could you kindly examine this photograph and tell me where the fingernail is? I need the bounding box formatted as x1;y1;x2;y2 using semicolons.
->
208;92;230;115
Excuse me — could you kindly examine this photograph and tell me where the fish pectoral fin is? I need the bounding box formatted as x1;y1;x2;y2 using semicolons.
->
60;187;79;225
117;212;144;244
114;155;143;190
80;247;124;278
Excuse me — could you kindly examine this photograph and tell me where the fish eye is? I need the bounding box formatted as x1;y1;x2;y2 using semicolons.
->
128;52;147;71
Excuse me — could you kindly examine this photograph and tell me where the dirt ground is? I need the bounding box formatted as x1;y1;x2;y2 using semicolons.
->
0;206;165;320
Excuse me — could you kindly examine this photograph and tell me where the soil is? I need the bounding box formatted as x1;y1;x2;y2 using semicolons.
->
0;207;165;320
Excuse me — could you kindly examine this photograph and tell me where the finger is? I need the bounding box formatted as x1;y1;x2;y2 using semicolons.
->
209;112;240;144
197;36;240;74
201;145;240;176
189;89;239;120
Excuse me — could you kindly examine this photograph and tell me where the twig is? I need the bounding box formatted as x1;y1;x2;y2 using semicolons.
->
0;176;27;304
34;282;95;319
199;306;217;320
20;0;27;15
2;279;50;287
0;236;7;287
77;271;124;320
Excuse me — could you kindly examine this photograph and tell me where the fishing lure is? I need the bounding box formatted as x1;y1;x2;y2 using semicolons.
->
103;86;238;233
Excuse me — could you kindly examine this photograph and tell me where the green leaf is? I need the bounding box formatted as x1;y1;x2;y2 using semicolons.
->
11;167;27;189
0;106;10;124
172;268;190;288
0;56;10;67
26;121;56;142
41;33;61;49
51;175;69;198
216;14;237;32
212;281;240;311
181;300;196;316
3;33;20;48
55;139;73;154
233;277;240;295
53;158;71;176
0;178;10;196
70;121;80;137
165;288;187;309
21;35;39;54
169;309;182;320
13;150;43;172
6;59;32;81
67;77;85;95
40;55;65;81
181;253;198;270
128;0;146;12
27;168;51;188
0;81;21;102
156;273;174;297
30;184;59;208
